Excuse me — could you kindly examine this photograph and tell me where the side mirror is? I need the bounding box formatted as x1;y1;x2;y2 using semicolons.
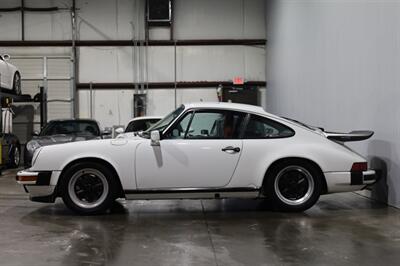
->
2;54;10;61
32;131;40;136
115;127;124;134
150;130;160;146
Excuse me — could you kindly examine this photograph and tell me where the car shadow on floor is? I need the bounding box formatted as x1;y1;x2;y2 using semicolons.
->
15;193;397;266
21;191;390;219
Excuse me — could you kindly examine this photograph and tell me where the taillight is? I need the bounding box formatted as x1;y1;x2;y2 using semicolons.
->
351;162;368;172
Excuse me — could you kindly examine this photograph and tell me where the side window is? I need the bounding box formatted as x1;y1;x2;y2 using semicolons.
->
164;110;246;139
188;112;223;139
186;111;245;139
164;112;193;139
244;115;295;139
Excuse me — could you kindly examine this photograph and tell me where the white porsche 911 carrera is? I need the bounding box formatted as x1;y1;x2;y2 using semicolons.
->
0;54;21;95
17;102;376;214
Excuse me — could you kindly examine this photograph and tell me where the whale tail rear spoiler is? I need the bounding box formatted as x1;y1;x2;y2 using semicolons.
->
324;130;374;142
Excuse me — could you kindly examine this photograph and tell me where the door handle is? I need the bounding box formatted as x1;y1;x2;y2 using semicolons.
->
222;146;241;153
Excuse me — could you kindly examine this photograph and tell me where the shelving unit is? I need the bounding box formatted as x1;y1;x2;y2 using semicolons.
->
0;88;46;174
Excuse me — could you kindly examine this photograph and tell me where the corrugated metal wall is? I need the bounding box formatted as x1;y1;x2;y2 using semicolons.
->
0;0;266;130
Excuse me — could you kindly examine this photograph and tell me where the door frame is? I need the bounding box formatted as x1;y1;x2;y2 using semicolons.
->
161;107;251;141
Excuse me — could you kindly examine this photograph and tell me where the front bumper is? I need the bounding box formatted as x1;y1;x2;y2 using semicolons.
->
16;170;59;202
325;169;377;193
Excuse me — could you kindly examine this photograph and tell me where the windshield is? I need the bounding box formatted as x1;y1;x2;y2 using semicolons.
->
144;105;185;135
40;121;100;136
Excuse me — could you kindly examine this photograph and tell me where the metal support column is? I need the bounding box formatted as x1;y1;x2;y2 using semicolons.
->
21;0;25;40
39;86;47;129
71;0;78;118
89;82;93;119
174;41;177;108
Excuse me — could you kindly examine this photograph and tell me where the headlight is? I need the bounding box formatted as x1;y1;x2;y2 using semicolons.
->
26;140;41;153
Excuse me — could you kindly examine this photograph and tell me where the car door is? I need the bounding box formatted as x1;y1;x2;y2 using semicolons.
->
135;109;247;189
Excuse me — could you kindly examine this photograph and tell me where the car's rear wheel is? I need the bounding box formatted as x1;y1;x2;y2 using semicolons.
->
263;160;322;212
12;72;21;95
60;162;118;215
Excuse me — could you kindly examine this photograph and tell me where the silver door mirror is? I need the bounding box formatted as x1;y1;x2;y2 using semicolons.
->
2;54;10;61
150;130;160;146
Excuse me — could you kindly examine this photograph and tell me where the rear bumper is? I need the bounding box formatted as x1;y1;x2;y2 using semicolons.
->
325;169;376;193
16;170;59;202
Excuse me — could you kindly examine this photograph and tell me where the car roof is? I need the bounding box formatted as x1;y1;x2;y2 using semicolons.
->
128;116;163;123
48;119;99;124
183;102;318;133
184;102;270;116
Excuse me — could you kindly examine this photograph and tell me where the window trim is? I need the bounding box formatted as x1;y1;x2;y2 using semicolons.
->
183;111;195;138
163;108;248;140
162;110;194;139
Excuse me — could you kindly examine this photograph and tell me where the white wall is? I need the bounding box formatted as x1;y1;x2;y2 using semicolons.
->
266;0;399;207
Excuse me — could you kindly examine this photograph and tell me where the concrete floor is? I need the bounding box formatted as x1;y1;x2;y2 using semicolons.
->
1;169;399;266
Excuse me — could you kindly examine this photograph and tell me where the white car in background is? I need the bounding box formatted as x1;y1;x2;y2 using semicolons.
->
0;54;21;95
115;116;162;139
17;102;376;214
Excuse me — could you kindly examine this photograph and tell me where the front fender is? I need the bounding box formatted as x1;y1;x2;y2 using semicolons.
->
30;139;140;190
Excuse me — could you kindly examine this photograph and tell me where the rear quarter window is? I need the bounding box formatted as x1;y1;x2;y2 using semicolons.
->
244;115;295;139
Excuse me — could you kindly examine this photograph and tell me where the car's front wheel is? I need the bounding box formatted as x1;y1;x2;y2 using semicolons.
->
263;160;322;212
8;145;20;168
60;162;119;215
12;72;21;95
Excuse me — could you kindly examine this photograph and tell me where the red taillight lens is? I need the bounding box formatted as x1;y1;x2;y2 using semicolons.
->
351;162;368;172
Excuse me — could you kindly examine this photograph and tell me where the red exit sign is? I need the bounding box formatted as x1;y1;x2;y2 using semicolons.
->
233;77;244;85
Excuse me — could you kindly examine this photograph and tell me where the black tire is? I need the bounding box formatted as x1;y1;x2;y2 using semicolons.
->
12;72;21;95
263;159;322;212
59;162;119;215
8;145;20;168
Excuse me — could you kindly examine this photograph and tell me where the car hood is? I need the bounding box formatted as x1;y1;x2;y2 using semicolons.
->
32;134;100;146
30;137;145;172
116;132;146;140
